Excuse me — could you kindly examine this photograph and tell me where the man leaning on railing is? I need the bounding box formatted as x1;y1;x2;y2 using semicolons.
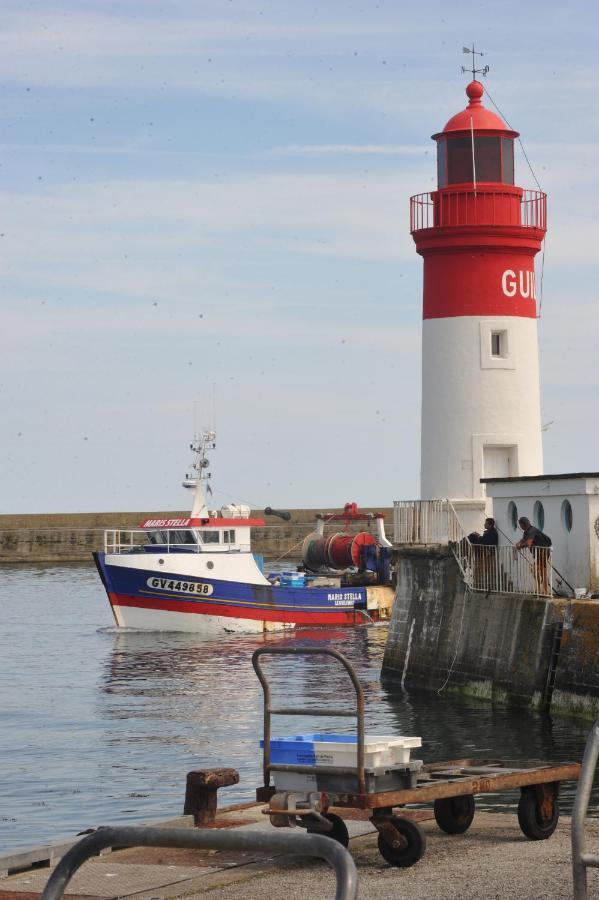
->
515;517;552;596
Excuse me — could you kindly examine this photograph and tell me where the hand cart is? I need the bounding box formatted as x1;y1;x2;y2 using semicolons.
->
252;647;581;868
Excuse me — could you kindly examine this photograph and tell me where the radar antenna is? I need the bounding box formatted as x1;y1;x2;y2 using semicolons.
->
461;43;489;79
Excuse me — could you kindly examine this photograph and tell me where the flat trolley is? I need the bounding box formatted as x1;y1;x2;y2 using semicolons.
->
252;647;581;868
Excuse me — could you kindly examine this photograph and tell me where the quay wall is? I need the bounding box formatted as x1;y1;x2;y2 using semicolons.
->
382;546;599;719
0;508;393;564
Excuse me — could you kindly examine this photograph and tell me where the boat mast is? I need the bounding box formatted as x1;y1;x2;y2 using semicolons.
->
182;430;216;518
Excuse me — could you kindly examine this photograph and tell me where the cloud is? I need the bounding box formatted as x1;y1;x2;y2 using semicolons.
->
267;144;430;157
0;170;419;307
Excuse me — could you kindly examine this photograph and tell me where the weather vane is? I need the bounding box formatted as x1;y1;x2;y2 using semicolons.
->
461;44;489;80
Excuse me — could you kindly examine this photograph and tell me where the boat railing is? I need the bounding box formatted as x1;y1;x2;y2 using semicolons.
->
104;529;202;555
105;529;150;554
103;530;245;555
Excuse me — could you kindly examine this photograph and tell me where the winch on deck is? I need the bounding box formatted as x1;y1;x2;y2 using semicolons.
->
301;503;392;585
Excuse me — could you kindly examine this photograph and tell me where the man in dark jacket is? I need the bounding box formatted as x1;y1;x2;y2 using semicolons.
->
468;518;499;589
516;517;552;594
469;518;499;546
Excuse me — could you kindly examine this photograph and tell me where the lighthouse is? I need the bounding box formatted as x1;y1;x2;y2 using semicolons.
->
411;80;547;503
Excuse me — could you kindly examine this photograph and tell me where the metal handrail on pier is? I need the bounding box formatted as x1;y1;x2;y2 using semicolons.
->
572;722;599;899
39;825;358;900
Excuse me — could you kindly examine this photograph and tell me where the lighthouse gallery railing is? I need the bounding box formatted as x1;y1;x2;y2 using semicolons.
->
410;188;547;233
393;499;553;598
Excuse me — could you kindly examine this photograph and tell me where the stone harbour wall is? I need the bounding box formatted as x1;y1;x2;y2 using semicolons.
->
0;507;393;564
382;545;599;719
551;600;599;720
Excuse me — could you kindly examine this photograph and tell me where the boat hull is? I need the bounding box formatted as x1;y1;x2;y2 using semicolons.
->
94;552;378;633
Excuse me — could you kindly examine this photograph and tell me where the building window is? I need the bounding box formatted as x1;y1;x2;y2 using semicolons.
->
533;501;545;532
508;501;518;531
561;499;573;533
491;330;507;358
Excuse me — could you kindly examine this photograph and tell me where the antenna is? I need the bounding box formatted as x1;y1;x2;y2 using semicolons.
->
461;43;489;80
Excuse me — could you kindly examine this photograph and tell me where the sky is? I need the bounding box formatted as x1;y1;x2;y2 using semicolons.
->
1;0;598;514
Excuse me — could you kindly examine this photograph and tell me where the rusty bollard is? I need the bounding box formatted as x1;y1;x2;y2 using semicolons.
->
184;768;240;825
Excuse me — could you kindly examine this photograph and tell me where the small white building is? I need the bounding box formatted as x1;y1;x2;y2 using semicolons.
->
483;473;599;595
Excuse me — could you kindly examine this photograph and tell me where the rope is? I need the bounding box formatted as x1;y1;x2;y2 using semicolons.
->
437;584;469;693
483;84;547;319
483;84;543;192
268;534;307;565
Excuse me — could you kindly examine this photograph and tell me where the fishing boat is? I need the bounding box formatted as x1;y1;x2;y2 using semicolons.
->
93;431;395;633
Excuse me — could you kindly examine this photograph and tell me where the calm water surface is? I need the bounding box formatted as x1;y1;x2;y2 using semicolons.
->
0;563;595;852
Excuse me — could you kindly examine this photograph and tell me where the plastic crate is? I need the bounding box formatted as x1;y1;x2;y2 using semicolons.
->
279;572;306;587
273;759;424;794
261;733;422;768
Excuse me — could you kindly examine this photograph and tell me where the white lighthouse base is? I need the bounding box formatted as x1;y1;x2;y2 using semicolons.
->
449;498;490;537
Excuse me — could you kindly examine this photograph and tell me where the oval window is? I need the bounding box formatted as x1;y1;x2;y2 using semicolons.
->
561;499;573;533
533;501;545;532
206;560;214;570
508;501;518;531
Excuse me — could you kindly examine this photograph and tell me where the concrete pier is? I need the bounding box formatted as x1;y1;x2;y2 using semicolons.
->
0;805;595;900
382;546;599;720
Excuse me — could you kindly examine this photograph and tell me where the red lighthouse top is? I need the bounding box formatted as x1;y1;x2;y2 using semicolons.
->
410;79;547;322
432;81;520;188
434;81;518;139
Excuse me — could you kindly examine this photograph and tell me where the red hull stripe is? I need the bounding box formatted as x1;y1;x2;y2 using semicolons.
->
109;592;363;626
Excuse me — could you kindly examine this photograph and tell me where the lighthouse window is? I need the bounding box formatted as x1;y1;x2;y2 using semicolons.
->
447;137;474;184
474;137;502;182
491;330;507;358
502;138;514;184
437;138;448;188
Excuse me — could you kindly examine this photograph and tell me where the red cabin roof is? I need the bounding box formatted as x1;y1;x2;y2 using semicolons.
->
140;516;265;529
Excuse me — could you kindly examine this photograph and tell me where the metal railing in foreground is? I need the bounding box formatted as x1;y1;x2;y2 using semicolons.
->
40;824;358;900
572;722;599;899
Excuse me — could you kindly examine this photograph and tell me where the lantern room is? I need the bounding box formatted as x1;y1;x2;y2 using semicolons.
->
433;81;518;188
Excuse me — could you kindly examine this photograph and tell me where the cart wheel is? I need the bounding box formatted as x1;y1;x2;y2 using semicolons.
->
434;795;475;834
517;786;559;840
377;816;426;868
307;813;349;848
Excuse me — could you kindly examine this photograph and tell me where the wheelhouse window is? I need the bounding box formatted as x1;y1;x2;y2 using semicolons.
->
199;530;220;543
223;529;236;544
167;530;196;544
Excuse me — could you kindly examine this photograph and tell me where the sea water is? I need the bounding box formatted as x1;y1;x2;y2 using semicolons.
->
0;562;596;852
